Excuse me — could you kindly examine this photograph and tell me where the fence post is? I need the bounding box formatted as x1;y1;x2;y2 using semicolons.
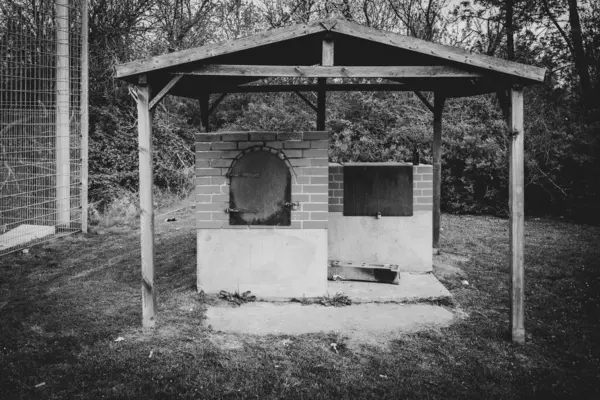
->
81;0;89;233
55;0;70;226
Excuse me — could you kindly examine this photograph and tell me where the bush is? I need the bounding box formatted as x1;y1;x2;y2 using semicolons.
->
89;97;196;204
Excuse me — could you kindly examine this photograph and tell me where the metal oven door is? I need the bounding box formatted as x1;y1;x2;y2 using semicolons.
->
228;150;291;226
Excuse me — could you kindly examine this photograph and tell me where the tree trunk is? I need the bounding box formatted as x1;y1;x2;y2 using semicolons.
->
568;0;592;107
506;0;514;61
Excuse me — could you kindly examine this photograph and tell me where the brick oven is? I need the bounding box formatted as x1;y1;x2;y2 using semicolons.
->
195;130;433;298
195;131;329;298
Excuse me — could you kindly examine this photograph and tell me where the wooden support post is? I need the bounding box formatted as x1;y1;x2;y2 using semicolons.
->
199;93;209;133
317;37;333;131
508;87;525;344
432;92;446;250
322;37;334;66
317;79;326;130
80;0;89;233
137;79;156;329
55;0;70;225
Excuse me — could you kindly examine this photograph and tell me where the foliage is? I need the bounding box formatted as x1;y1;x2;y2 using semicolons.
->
218;92;315;132
89;97;195;205
75;0;600;221
442;97;510;215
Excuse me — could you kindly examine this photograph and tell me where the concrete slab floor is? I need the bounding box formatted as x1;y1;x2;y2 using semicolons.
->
327;272;452;303
205;302;454;346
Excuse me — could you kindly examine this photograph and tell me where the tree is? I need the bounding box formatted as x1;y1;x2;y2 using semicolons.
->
567;0;593;108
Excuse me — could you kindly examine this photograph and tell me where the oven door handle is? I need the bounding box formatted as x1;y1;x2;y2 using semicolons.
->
225;207;258;213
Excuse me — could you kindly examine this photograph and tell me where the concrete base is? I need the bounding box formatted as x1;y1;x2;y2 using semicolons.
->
327;273;451;303
328;212;432;272
205;303;454;340
197;229;327;298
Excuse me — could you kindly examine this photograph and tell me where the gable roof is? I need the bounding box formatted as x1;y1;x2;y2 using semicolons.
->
116;18;545;89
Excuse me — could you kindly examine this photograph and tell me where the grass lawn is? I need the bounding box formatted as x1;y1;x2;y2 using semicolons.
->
1;210;599;399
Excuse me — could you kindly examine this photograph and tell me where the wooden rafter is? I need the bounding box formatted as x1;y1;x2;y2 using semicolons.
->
331;19;545;83
175;65;482;79
116;20;326;79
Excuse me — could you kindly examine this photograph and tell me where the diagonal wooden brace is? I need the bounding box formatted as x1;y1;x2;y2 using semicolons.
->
149;75;182;110
293;91;318;112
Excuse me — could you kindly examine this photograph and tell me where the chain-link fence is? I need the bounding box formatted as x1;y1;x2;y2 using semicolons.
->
0;0;87;255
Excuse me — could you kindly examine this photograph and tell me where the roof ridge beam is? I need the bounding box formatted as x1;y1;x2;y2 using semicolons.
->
320;20;338;31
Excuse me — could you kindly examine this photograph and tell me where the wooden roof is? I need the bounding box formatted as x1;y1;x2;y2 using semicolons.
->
116;19;545;97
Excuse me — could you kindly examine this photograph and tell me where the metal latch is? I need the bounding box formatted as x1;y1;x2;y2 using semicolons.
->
284;201;299;210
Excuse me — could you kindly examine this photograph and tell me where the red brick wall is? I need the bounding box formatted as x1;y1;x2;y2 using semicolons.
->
195;131;328;229
328;163;344;213
412;165;433;212
328;163;433;213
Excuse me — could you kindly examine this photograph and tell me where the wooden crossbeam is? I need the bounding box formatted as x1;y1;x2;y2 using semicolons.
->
293;91;317;112
178;83;454;96
149;75;182;110
177;65;482;79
